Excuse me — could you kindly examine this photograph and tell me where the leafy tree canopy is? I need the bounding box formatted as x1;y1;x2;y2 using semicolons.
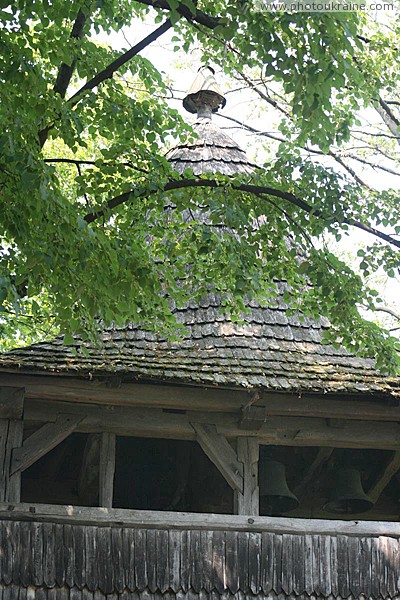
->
0;0;399;372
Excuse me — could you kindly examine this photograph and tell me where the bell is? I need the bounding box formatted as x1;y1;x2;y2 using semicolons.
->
259;459;299;515
324;467;373;514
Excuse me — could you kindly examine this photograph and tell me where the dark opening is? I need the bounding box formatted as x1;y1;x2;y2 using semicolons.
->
21;432;95;506
114;436;233;513
21;431;233;513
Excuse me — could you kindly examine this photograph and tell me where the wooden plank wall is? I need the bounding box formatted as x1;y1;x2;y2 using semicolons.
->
0;588;383;600
0;520;399;598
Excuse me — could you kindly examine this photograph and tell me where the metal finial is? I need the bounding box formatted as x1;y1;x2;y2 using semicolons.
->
182;66;226;115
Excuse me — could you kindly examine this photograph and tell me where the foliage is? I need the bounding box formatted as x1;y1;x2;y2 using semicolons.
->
0;0;399;373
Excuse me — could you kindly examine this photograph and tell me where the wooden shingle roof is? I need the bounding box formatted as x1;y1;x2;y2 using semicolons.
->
166;118;257;176
0;294;398;397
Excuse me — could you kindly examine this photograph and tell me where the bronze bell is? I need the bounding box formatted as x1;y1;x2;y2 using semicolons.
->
259;459;299;515
324;467;373;514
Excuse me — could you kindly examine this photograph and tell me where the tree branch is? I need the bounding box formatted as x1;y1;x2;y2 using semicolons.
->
341;154;400;177
236;71;291;118
67;17;174;107
375;97;400;142
54;8;91;98
44;157;150;174
352;129;400;139
83;177;400;249
373;306;400;321
39;7;92;148
38;18;174;144
133;0;221;29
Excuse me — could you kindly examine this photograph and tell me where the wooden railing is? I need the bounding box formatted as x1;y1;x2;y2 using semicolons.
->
0;503;399;599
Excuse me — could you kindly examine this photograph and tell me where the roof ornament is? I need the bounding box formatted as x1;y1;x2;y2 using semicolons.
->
182;66;227;116
166;65;256;175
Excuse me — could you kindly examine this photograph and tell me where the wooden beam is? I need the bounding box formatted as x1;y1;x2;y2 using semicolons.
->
0;386;24;419
1;502;400;537
368;451;400;503
191;423;243;491
294;447;334;499
1;372;398;420
235;438;259;516
262;396;400;421
23;400;400;450
0;373;247;411
11;413;83;475
0;418;23;502
99;432;115;508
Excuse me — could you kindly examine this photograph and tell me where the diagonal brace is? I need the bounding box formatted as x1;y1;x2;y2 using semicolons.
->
11;413;83;475
191;422;243;492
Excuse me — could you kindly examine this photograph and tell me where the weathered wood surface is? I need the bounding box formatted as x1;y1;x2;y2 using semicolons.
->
0;419;23;502
11;414;83;475
0;503;399;538
235;438;259;516
0;387;24;419
0;373;398;421
191;423;243;491
0;519;399;597
99;432;116;508
21;399;400;450
0;588;395;600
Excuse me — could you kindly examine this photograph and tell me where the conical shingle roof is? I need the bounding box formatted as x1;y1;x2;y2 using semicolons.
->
166;67;257;176
0;69;397;400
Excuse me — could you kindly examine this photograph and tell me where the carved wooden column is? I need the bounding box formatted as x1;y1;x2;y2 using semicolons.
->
235;437;259;516
191;422;260;516
0;387;24;503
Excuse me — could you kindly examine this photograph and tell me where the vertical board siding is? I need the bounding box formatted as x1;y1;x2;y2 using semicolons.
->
168;529;181;593
135;528;147;591
248;532;261;595
0;520;399;598
272;533;283;595
225;531;239;594
260;531;273;595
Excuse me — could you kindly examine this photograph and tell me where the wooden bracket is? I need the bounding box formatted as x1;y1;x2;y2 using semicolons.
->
0;387;24;419
240;406;267;430
11;413;83;475
191;423;243;491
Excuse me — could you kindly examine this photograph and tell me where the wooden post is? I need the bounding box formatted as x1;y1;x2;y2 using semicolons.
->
99;432;116;508
235;438;259;516
0;387;24;503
